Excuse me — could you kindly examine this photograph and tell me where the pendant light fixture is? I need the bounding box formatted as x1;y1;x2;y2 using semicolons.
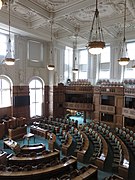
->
72;32;78;74
0;0;6;9
4;0;15;65
47;19;55;71
118;0;130;66
0;0;2;9
86;0;105;55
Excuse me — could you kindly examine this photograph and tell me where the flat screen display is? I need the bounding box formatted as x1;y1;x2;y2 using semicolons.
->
125;97;135;109
13;96;30;107
101;95;114;106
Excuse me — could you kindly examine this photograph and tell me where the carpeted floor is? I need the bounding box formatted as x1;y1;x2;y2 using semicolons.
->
1;123;135;179
0;131;113;180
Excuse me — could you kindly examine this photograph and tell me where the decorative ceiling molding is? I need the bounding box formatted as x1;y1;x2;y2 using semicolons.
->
0;0;135;47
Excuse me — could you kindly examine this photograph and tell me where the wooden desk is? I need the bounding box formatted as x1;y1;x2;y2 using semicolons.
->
30;125;48;138
8;126;27;140
23;133;35;145
47;132;56;151
0;156;77;180
62;133;72;156
73;164;98;180
117;136;129;180
3;139;21;154
0;151;7;165
77;132;89;163
21;143;45;153
95;133;108;170
8;149;60;166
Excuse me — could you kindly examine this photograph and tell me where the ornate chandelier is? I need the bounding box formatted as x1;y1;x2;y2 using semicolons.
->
86;0;105;55
118;0;130;66
47;19;55;71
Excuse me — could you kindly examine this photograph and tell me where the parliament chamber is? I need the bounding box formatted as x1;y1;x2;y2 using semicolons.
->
0;81;135;180
0;0;135;179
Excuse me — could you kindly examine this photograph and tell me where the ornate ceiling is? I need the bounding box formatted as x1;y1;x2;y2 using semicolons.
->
0;0;135;47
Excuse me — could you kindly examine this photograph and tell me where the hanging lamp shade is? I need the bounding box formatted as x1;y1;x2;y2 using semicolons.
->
72;32;79;73
72;68;78;73
5;39;15;65
86;0;105;55
47;64;55;71
0;0;9;10
87;41;105;55
0;0;2;9
4;0;16;65
118;0;130;66
47;20;55;71
118;57;130;66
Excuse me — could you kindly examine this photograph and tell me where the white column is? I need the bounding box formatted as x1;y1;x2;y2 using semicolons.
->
88;53;100;85
110;39;122;81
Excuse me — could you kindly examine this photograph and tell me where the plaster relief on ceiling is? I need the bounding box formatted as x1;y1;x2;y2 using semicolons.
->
73;7;93;22
70;2;117;23
34;0;74;11
1;0;135;46
11;4;37;20
64;15;80;27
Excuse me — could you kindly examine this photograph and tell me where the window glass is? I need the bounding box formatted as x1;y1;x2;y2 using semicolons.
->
124;68;135;79
2;90;10;107
78;49;88;79
79;50;88;64
29;78;44;117
64;46;73;81
124;42;135;79
127;42;135;60
99;70;110;79
99;46;110;79
0;33;7;56
2;79;10;89
101;46;110;63
0;76;12;108
29;81;35;88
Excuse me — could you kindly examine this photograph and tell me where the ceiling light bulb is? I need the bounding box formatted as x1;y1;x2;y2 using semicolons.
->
118;57;129;66
0;0;2;10
87;41;105;55
5;58;15;65
72;68;78;73
47;64;55;70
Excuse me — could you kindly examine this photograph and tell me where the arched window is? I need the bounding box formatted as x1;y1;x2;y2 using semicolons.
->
99;46;110;79
29;78;44;117
64;46;73;82
0;75;12;108
78;49;88;79
124;42;135;79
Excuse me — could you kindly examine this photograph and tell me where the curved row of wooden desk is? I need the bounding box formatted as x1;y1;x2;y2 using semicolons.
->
8;149;60;166
62;133;72;156
73;164;98;180
76;132;89;163
116;135;129;179
95;132;108;170
90;122;130;179
0;156;77;180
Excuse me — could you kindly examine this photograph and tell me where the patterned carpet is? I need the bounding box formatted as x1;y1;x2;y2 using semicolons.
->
0;131;113;180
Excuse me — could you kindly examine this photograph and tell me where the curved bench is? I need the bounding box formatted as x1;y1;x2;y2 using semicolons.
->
0;156;77;180
8;149;60;166
76;132;89;163
116;136;129;180
21;143;45;153
62;133;73;156
95;133;108;170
